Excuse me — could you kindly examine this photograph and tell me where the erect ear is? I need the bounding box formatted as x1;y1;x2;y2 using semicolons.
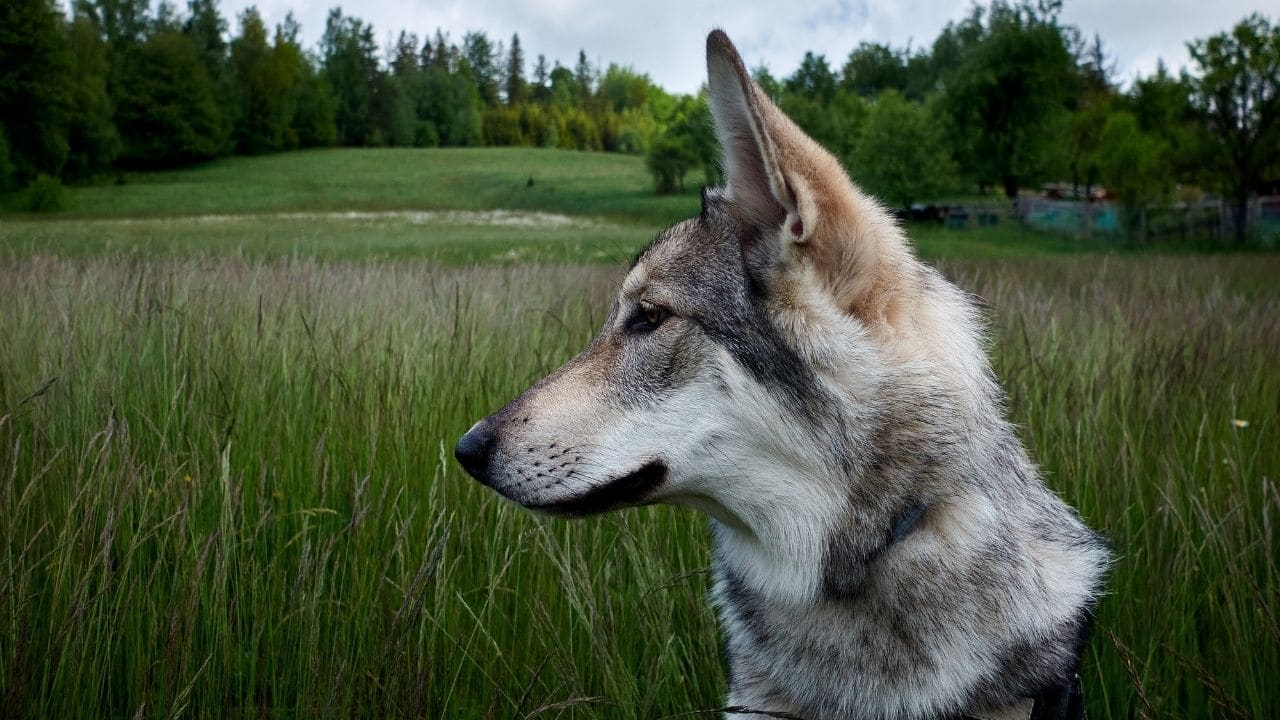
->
706;30;811;244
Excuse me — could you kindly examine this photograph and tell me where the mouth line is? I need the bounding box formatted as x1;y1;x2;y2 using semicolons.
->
525;459;668;517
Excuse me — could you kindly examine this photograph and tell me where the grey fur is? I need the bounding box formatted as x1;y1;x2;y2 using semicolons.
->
455;29;1110;720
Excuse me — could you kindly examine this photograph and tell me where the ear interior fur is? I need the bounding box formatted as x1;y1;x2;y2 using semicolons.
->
705;33;790;225
705;30;918;330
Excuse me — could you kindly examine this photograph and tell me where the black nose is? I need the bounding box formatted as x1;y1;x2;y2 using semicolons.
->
454;420;495;481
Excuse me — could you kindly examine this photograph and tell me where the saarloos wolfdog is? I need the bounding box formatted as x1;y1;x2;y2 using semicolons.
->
456;30;1109;720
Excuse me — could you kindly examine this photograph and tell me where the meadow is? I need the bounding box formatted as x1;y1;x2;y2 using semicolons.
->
0;148;1277;719
3;148;1133;263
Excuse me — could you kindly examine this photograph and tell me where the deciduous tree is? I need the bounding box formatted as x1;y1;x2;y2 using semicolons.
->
849;91;953;209
1187;14;1280;243
0;0;73;183
940;1;1076;198
1095;111;1167;239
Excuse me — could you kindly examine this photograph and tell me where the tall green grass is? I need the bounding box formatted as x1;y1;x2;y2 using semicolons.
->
0;254;1276;718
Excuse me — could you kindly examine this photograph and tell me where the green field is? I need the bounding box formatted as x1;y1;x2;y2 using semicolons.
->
2;148;697;224
1;149;1277;719
2;147;1147;263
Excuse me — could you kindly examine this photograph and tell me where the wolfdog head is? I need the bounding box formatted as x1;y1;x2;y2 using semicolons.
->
457;31;1009;583
459;29;964;513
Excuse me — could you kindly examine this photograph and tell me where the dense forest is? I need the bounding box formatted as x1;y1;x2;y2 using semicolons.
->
1;0;1277;241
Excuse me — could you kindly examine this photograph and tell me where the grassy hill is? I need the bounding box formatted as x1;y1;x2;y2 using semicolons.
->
1;147;1134;262
11;147;702;226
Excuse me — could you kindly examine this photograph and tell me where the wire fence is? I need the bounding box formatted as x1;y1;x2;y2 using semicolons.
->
939;196;1280;247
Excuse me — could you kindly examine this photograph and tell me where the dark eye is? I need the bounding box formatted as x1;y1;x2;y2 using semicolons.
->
629;302;670;333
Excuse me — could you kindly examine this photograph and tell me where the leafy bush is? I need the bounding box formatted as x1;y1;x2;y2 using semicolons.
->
21;174;70;212
645;135;697;194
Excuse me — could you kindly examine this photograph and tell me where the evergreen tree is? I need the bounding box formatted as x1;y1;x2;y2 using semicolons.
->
431;30;451;71
418;35;433;68
415;34;482;146
153;1;181;32
93;0;150;50
391;31;418;77
184;0;227;83
574;49;594;100
289;55;338;148
532;54;550;103
321;9;379;145
229;7;280;153
902;50;938;100
371;66;414;146
379;30;422;145
462;31;500;105
506;33;527;104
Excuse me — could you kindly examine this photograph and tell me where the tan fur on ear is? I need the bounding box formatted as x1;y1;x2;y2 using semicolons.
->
706;30;919;332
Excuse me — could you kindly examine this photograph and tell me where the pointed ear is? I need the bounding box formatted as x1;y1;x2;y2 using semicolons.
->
706;30;809;242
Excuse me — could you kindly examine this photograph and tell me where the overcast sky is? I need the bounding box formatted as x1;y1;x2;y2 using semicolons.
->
227;0;1268;93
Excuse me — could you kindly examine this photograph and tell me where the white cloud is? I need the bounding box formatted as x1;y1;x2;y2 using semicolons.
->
226;0;1268;93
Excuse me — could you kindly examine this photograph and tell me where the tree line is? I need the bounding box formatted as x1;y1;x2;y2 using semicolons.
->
1;1;1277;242
742;2;1278;244
0;0;677;181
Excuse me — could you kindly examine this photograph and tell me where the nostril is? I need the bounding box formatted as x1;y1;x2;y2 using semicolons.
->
454;420;495;481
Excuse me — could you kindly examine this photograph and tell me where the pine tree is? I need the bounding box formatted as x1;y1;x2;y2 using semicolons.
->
532;53;550;103
229;6;277;153
278;14;336;149
505;33;527;104
184;0;227;82
392;31;419;77
574;49;594;100
321;9;380;145
92;0;150;50
432;30;450;71
462;31;499;105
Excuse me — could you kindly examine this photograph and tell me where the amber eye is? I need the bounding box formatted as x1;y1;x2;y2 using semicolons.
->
630;302;670;333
